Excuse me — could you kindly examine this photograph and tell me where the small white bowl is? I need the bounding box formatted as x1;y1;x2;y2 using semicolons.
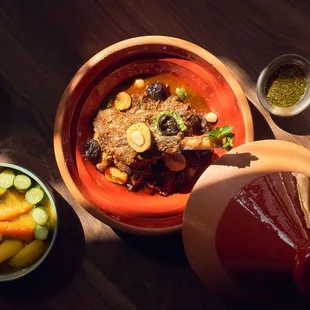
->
257;54;310;117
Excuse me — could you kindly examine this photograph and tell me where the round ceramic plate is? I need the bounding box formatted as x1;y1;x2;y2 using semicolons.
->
183;140;310;298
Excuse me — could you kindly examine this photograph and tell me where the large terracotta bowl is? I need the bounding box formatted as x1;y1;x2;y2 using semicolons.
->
54;36;253;234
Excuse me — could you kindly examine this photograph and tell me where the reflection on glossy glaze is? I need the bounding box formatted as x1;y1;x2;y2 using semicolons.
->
294;172;310;229
216;172;310;297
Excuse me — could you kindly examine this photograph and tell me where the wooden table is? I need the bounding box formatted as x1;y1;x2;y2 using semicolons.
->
1;1;310;309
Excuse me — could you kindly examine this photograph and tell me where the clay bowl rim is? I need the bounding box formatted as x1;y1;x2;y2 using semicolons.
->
0;162;58;282
53;35;254;235
182;139;310;298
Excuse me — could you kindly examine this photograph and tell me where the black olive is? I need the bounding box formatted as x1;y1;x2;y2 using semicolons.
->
190;115;203;135
146;81;167;101
159;115;179;136
84;139;101;162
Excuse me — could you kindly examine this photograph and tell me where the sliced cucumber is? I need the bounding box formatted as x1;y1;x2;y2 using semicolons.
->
32;207;49;226
34;225;49;240
25;187;44;205
13;174;32;192
0;188;6;196
0;169;15;189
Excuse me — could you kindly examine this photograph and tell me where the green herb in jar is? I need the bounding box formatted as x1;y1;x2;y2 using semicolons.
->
266;64;307;107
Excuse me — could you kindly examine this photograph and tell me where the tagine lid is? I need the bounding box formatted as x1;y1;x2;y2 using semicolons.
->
183;140;310;300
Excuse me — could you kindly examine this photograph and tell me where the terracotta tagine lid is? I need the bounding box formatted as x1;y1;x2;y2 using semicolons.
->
183;140;310;300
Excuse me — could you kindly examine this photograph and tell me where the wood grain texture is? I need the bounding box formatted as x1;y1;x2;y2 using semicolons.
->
1;0;310;309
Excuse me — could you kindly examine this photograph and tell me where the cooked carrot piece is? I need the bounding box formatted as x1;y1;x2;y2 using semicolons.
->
0;221;35;241
0;200;34;221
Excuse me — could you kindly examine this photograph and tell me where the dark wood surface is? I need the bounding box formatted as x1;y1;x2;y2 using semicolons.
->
1;1;310;309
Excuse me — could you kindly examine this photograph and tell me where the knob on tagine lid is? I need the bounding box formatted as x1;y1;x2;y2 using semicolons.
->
183;140;310;300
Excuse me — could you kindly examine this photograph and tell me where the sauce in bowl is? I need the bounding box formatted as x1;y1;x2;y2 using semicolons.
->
266;64;308;107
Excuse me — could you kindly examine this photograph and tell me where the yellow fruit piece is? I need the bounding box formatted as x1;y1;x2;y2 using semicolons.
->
0;188;24;209
0;200;34;221
126;122;151;153
0;188;6;196
113;92;132;111
11;212;36;227
48;205;56;232
0;239;24;263
9;239;44;268
105;167;128;185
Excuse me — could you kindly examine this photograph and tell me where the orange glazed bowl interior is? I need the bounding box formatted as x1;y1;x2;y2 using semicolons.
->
54;36;253;234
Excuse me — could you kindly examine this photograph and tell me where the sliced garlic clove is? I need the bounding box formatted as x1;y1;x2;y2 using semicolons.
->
205;112;218;123
134;79;145;89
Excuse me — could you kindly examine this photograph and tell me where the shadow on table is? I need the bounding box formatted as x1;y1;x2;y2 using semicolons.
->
0;190;85;301
115;230;188;267
271;104;310;135
249;102;275;141
111;103;274;268
226;296;310;310
105;229;310;310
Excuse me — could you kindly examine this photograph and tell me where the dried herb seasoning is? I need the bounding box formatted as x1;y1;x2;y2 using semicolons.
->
266;64;307;107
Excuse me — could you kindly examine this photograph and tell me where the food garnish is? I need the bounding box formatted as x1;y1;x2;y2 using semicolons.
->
154;110;187;134
175;87;187;100
208;125;234;150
